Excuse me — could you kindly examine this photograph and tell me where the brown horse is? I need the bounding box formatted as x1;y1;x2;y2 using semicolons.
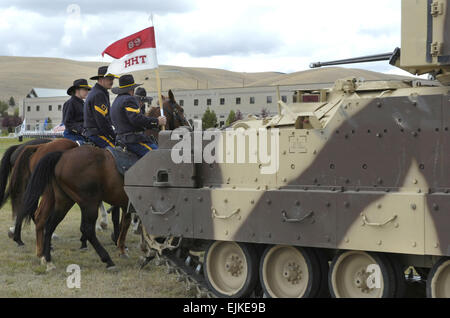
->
8;139;82;255
0;138;52;207
9;138;116;256
146;90;190;141
15;91;189;270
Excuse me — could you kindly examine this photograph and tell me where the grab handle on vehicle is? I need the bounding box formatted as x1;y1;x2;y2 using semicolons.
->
150;205;175;216
212;208;240;219
282;210;314;223
153;170;170;187
362;214;397;227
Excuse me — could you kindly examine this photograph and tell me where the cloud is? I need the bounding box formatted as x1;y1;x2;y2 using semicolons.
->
0;0;410;75
0;0;194;15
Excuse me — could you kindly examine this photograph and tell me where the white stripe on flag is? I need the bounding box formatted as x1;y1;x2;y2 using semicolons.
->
107;48;158;75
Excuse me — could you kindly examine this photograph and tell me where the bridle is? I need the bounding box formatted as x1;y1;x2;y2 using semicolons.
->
163;101;189;130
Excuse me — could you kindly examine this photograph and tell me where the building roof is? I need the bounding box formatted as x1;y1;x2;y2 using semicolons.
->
26;88;67;98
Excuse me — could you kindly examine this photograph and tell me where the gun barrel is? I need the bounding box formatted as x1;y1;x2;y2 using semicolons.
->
310;51;395;69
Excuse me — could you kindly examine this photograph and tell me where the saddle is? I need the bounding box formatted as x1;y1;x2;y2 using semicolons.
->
106;146;140;176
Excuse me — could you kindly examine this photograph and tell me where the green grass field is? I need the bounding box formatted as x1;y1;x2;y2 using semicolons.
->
0;138;193;298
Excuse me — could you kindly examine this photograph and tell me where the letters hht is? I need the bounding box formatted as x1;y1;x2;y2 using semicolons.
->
124;55;148;68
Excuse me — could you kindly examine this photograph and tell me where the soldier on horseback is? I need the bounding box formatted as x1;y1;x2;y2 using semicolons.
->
111;74;166;157
63;79;91;144
135;87;152;114
83;66;118;148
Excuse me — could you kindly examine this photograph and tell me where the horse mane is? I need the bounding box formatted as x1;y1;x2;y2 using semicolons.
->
147;106;161;118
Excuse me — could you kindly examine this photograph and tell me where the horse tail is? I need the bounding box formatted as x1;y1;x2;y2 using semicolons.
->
0;144;20;206
9;145;40;218
18;151;63;225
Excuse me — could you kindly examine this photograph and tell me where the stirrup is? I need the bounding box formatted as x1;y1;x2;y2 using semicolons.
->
115;142;128;152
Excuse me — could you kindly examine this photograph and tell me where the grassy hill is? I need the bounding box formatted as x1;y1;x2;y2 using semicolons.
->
0;56;414;105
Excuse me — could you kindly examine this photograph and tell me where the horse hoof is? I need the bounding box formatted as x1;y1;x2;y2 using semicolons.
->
100;221;108;230
80;247;88;252
40;257;47;266
106;265;118;272
51;233;59;240
7;230;14;239
16;241;25;247
46;263;56;272
119;253;129;259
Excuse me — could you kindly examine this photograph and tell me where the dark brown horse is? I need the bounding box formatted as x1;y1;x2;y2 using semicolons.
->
15;91;189;270
8;139;84;256
0;138;52;207
9;139;117;254
146;90;190;141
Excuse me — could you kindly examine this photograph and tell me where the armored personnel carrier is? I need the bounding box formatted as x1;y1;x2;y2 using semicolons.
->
125;0;450;298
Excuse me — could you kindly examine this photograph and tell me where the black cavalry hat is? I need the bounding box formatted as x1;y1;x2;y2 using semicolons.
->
135;87;147;97
112;74;142;95
90;66;119;80
67;79;92;96
135;87;153;103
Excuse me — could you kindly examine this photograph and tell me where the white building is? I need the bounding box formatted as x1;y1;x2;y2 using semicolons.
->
22;83;333;129
22;88;67;130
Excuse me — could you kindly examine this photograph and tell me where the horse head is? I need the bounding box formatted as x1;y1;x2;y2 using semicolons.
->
148;90;189;131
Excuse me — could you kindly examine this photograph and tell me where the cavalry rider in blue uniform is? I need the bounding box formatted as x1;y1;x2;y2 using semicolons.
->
62;79;91;144
111;74;166;157
83;66;119;148
135;87;153;114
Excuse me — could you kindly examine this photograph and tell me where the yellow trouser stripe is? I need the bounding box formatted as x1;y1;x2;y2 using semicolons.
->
139;143;153;151
95;105;108;116
99;135;115;148
125;107;140;113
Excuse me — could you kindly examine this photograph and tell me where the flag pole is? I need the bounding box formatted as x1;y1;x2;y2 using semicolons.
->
155;67;165;131
150;13;165;131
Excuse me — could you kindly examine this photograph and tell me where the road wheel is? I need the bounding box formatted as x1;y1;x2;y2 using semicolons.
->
260;245;320;298
426;257;450;298
204;241;258;298
329;251;395;298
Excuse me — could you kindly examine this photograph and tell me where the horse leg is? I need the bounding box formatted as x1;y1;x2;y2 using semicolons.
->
42;209;69;271
8;217;15;239
81;206;115;269
80;235;88;250
117;208;131;258
13;214;25;246
110;206;120;245
42;189;73;271
34;187;55;258
97;202;108;230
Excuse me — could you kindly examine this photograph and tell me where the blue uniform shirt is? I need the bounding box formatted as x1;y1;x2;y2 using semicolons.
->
83;83;115;140
111;93;159;136
62;95;84;134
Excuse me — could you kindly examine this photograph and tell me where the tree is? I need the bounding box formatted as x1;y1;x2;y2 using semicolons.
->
0;101;8;116
46;117;53;130
260;108;269;118
226;110;236;126
9;97;15;107
14;108;19;117
202;107;218;129
2;114;22;133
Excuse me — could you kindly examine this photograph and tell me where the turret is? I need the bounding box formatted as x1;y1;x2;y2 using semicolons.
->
310;0;450;85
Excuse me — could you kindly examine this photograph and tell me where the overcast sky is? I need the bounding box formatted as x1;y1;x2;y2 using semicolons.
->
0;0;408;75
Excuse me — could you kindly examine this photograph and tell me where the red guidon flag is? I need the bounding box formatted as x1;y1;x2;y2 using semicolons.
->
103;27;158;74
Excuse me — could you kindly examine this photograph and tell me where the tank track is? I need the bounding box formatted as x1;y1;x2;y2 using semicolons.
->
152;249;216;298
